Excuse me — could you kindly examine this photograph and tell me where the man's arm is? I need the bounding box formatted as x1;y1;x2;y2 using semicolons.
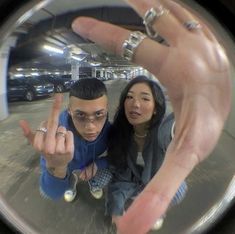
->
40;156;70;200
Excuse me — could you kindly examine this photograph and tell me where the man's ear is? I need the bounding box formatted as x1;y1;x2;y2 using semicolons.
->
67;107;71;115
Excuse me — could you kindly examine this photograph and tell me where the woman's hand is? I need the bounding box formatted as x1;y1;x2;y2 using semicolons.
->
72;0;232;233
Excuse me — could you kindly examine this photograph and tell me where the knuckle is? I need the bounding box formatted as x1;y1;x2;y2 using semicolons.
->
33;141;42;152
55;148;65;155
57;126;66;132
44;147;55;155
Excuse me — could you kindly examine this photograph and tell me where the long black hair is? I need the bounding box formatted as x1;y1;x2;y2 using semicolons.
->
108;76;166;167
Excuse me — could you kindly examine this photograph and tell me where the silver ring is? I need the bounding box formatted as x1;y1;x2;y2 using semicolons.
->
143;6;169;39
36;127;47;134
122;31;147;61
56;131;66;138
183;20;202;31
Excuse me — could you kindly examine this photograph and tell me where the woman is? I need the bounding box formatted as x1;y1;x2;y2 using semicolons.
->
106;76;187;230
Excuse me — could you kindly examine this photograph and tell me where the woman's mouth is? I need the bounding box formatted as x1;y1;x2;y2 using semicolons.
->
129;111;141;119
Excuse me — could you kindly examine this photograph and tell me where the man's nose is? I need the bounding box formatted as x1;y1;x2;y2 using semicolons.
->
84;119;96;129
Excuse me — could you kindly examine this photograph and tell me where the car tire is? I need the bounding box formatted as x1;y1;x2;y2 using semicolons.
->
25;91;34;101
55;85;64;93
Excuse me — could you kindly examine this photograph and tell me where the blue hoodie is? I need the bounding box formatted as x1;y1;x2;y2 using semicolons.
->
40;110;111;200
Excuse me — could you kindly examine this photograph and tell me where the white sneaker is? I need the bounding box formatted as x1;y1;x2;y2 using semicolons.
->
64;172;78;202
152;217;164;230
90;189;103;199
64;189;77;202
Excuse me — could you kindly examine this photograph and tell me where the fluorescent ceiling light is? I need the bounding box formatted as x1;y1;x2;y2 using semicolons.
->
43;45;64;54
89;61;101;66
15;74;24;77
16;68;23;71
71;55;86;61
31;72;39;76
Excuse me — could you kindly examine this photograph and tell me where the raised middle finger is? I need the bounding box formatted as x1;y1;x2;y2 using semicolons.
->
45;94;63;154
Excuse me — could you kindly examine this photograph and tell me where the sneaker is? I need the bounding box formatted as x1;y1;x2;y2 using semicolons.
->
64;189;77;202
64;172;78;202
90;189;103;199
152;217;164;230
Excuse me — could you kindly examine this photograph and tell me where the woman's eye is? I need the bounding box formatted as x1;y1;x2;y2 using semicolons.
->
142;98;150;101
126;95;133;99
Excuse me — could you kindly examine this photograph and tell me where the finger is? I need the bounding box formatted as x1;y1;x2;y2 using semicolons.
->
19;120;35;145
79;171;86;181
45;94;63;154
164;0;218;42
33;121;47;152
83;169;90;181
65;131;74;157
72;17;131;55
117;148;193;234
72;17;168;74
55;126;67;154
126;0;184;45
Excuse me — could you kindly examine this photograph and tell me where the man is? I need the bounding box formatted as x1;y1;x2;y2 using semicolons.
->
20;78;112;201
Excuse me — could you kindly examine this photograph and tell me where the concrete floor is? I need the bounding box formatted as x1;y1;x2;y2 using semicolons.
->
0;79;234;234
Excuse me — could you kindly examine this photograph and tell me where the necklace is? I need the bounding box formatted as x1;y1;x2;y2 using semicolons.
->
134;132;147;138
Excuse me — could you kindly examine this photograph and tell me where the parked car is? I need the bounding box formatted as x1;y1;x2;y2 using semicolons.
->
7;77;54;101
38;75;74;93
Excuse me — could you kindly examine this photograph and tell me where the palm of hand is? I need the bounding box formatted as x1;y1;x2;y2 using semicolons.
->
156;35;231;165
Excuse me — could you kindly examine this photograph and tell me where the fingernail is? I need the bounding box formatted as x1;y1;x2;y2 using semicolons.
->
72;17;96;38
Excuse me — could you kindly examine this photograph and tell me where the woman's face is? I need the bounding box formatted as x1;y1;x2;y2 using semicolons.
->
124;82;156;126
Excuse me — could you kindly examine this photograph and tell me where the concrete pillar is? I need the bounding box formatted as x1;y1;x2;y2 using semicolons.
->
71;61;79;80
91;67;96;77
0;36;17;121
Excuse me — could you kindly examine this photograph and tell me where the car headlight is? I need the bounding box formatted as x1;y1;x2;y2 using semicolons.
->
34;85;43;89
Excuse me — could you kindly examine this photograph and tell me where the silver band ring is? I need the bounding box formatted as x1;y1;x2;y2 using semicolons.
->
183;20;202;31
36;127;47;134
56;131;66;138
143;6;169;39
122;31;147;61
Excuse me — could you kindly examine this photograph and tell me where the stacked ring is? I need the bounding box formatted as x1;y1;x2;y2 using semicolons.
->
36;127;47;134
143;6;169;39
122;31;147;61
183;20;202;31
56;131;66;138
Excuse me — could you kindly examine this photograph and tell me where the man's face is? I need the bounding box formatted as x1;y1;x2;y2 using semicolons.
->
69;95;108;142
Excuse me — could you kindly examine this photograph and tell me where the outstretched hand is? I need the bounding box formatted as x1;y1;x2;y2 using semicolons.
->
19;94;74;178
72;0;232;233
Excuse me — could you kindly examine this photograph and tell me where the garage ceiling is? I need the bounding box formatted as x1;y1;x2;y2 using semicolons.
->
8;0;145;74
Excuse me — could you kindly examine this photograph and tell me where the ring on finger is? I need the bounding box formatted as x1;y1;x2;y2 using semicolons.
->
143;6;169;39
36;127;47;134
183;20;202;31
122;31;147;61
56;131;66;138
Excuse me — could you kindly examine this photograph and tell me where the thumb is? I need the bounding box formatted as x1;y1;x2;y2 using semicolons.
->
19;120;35;145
